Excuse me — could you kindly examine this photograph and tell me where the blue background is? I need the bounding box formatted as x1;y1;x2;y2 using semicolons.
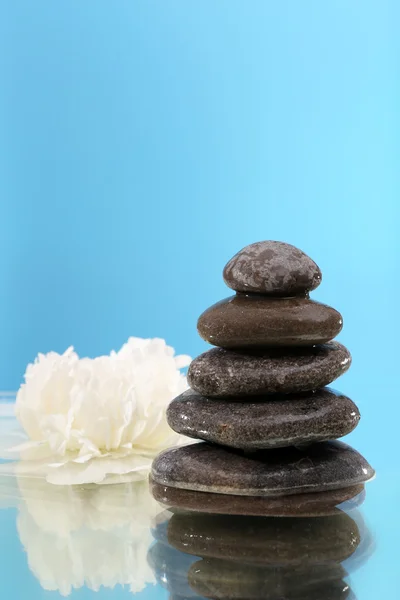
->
0;3;398;465
0;2;398;599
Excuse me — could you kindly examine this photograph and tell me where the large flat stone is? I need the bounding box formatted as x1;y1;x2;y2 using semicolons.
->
151;441;374;497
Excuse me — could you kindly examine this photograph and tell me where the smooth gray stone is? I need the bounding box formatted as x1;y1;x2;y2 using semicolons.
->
167;388;360;449
223;241;322;295
197;295;343;348
151;441;375;497
187;343;351;397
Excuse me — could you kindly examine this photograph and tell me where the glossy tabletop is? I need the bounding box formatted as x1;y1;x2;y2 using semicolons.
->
0;405;395;600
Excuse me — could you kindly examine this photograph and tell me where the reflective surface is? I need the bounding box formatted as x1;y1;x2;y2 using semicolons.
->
0;413;395;599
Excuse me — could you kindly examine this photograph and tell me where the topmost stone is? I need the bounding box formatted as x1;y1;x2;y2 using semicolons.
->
223;241;322;296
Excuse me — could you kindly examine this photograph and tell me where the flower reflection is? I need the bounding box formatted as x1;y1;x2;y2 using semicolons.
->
8;474;163;596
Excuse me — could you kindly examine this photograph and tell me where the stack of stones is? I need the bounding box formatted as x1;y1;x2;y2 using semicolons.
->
151;241;374;516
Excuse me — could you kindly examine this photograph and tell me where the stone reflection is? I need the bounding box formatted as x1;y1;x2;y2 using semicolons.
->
1;475;161;596
149;509;374;600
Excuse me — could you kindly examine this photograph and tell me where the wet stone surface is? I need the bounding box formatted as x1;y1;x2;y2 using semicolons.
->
151;440;375;497
167;388;360;449
187;343;351;397
197;294;342;348
223;240;322;295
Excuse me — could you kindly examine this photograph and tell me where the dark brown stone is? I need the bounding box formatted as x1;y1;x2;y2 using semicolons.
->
223;241;322;295
166;512;360;565
187;343;351;397
188;559;351;600
197;295;342;348
150;478;365;517
167;388;360;449
150;441;375;497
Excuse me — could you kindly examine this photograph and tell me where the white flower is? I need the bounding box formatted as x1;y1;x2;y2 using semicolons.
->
11;338;191;484
15;476;162;596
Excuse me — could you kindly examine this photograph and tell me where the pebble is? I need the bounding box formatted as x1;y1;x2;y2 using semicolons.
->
197;294;343;348
151;441;375;497
223;241;322;295
167;388;360;449
187;342;351;397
